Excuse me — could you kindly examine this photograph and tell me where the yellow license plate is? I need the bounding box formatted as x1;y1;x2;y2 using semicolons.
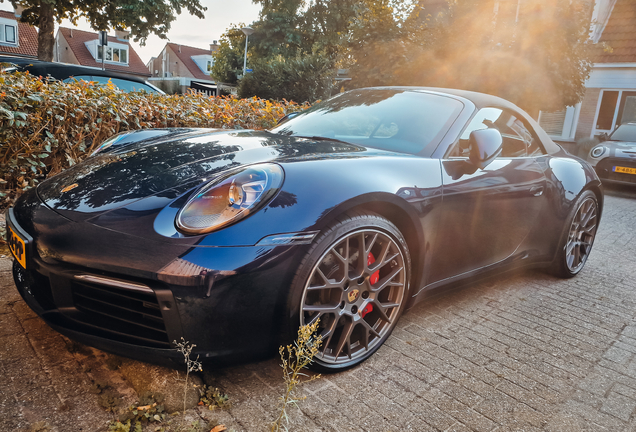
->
613;166;636;175
7;225;27;269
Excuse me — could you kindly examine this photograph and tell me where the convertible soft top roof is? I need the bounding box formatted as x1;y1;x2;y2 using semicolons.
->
366;86;562;155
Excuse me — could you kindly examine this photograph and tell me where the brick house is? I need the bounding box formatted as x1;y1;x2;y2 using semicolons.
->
538;0;636;146
53;27;150;79
0;9;37;58
146;42;218;95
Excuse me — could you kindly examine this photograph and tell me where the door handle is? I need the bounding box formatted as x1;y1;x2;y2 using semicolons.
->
530;186;544;197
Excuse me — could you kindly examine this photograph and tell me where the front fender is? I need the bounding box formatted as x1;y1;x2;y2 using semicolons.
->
546;155;603;219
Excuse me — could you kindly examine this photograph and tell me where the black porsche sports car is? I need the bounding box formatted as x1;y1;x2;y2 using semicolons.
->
6;87;603;370
588;122;636;186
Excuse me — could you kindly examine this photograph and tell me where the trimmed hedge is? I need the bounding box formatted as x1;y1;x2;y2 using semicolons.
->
0;71;309;208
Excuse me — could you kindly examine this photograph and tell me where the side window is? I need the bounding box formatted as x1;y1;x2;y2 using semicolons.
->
449;107;544;157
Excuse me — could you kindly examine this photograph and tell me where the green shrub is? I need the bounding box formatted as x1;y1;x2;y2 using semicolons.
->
238;54;335;103
0;71;310;208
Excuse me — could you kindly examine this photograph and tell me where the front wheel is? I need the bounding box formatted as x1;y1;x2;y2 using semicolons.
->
552;190;599;278
286;213;411;371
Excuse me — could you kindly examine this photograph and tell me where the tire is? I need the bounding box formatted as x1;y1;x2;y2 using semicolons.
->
552;190;599;278
285;212;411;372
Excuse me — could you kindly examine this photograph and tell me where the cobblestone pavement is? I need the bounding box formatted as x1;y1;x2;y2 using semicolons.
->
1;185;636;431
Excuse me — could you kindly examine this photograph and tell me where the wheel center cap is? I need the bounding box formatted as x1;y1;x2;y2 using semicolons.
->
347;289;360;303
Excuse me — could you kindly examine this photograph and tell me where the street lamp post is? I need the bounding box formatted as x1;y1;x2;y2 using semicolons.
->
241;27;254;76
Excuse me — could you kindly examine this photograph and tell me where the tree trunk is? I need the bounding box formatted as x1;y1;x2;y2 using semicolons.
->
37;2;55;61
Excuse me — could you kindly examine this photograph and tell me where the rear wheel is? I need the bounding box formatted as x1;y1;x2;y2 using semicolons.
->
286;213;410;371
552;190;599;278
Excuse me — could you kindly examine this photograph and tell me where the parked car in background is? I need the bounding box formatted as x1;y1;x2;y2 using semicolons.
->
0;55;164;94
588;122;636;186
6;87;603;371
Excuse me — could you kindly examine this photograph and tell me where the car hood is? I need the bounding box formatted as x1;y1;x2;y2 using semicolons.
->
36;129;368;222
607;140;636;157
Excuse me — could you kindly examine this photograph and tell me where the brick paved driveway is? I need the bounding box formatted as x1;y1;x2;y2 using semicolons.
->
1;185;636;431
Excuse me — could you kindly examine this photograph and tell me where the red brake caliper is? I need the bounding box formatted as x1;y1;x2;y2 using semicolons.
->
367;252;380;285
361;253;380;318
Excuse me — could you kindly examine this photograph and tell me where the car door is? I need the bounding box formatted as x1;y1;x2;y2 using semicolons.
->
427;107;548;285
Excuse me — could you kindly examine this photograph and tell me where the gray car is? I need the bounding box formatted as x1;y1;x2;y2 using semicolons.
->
588;122;636;186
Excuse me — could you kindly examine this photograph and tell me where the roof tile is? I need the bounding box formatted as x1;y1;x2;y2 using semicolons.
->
0;10;38;58
58;27;150;77
596;0;636;63
166;42;213;81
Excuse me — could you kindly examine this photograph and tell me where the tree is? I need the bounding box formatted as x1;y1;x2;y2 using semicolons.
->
238;53;334;102
211;0;359;102
4;0;206;61
249;0;306;59
210;25;248;86
346;0;423;88
347;0;594;114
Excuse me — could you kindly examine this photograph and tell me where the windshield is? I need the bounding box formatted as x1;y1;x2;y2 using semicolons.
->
610;123;636;142
271;89;464;154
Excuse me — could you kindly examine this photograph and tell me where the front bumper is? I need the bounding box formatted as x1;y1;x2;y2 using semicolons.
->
594;157;636;186
6;195;307;366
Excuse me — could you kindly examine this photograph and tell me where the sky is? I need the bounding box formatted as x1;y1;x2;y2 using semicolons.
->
51;0;262;64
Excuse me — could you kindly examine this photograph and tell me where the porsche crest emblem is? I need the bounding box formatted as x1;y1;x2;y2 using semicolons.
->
61;183;79;193
347;289;360;303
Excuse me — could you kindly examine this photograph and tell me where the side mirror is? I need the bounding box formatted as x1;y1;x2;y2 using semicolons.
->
596;132;609;142
469;128;503;169
276;112;300;125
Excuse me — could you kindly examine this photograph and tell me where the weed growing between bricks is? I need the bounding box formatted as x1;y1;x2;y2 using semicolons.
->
104;322;321;431
271;320;322;432
175;338;204;417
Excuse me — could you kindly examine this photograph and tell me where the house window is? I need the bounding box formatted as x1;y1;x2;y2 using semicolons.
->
0;22;18;44
592;90;636;136
207;60;212;72
97;45;129;64
538;105;580;140
539;110;567;136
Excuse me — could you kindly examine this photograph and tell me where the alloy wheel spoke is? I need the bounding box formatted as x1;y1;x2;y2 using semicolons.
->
303;304;340;313
573;244;581;267
372;265;404;293
333;320;355;359
359;319;380;346
583;222;597;235
307;312;324;326
322;314;340;348
332;239;349;276
365;233;378;255
353;232;367;277
372;300;393;324
383;251;401;266
583;208;596;226
307;267;340;290
579;199;597;227
566;240;577;255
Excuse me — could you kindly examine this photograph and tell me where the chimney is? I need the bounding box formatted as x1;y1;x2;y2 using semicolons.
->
13;5;25;18
210;41;219;53
115;29;129;41
178;45;181;53
70;29;73;38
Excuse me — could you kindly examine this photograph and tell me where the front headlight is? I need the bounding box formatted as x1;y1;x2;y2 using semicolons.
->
176;163;284;235
590;145;607;158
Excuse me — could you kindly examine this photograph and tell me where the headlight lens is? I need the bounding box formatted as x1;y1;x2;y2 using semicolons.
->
590;145;606;158
176;164;284;234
